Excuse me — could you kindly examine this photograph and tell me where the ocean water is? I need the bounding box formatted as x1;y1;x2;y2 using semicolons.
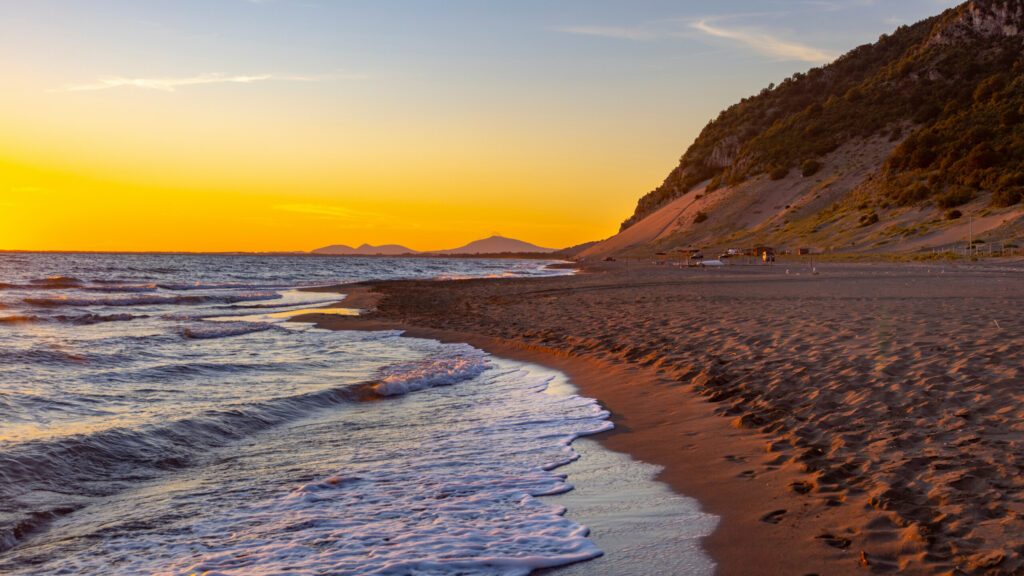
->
0;253;714;575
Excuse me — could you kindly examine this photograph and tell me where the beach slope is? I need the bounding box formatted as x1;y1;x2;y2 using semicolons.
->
301;261;1024;575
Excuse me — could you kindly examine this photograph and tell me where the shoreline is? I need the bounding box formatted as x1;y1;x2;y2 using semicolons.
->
297;260;1024;574
297;271;856;574
308;320;842;574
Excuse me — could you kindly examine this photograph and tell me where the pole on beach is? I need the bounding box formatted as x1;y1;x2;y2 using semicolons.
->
969;214;973;260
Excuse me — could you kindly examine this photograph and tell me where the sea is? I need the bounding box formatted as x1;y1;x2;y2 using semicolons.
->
0;253;715;575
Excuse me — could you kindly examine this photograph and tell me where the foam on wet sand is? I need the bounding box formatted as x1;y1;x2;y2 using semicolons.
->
306;260;1024;575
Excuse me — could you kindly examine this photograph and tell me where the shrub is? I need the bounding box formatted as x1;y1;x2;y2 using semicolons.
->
706;173;723;192
946;209;962;220
859;212;879;227
893;184;931;206
991;186;1024;207
801;159;822;177
910;147;939;169
935;187;975;209
693;211;709;224
912;104;942;124
1001;108;1022;127
769;166;790;180
973;75;1005;104
996;171;1024;188
965;143;1000;170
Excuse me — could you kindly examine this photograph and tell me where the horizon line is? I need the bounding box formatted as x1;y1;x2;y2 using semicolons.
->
0;249;562;257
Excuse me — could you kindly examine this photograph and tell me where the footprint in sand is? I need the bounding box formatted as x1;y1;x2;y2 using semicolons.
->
790;481;813;494
815;533;852;549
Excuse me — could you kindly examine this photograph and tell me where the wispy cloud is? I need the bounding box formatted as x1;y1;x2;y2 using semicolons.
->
558;13;837;65
274;204;380;223
55;72;318;93
691;19;836;63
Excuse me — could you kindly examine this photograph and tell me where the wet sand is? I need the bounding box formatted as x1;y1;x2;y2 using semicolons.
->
300;260;1024;575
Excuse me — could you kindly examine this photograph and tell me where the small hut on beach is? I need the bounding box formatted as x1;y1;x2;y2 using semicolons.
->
672;247;704;266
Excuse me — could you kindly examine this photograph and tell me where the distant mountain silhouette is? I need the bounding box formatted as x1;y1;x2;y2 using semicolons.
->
311;243;418;256
430;235;556;255
311;236;557;256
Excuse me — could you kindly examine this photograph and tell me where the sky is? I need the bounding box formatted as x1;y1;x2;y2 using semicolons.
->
0;0;957;252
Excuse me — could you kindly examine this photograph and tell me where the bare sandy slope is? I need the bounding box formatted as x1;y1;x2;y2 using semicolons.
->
300;261;1024;575
581;135;1024;259
577;186;710;259
581;136;901;259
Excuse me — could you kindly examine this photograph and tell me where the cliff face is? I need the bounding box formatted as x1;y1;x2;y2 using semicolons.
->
933;0;1024;43
615;0;1024;252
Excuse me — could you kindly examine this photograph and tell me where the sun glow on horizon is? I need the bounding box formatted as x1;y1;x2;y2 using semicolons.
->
0;1;954;252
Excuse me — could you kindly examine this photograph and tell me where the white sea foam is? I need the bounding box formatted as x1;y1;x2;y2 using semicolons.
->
436;263;575;281
165;356;612;576
3;350;617;576
373;343;490;396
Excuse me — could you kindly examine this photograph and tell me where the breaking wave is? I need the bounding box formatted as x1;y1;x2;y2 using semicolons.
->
30;276;83;288
24;292;281;308
0;382;366;553
374;344;490;396
181;322;275;340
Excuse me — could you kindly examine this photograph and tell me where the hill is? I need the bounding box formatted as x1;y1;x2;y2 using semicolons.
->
311;244;418;256
431;236;556;255
551;240;600;259
311;236;558;256
586;0;1024;258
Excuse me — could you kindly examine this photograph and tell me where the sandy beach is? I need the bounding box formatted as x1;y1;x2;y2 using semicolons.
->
301;260;1024;575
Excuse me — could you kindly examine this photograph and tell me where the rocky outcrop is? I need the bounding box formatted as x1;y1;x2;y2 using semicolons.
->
930;0;1024;44
707;135;740;169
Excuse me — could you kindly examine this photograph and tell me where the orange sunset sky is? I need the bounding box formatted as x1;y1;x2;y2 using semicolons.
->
0;1;953;252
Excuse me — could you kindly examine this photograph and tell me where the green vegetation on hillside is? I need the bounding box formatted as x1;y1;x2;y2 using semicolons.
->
621;0;1024;231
